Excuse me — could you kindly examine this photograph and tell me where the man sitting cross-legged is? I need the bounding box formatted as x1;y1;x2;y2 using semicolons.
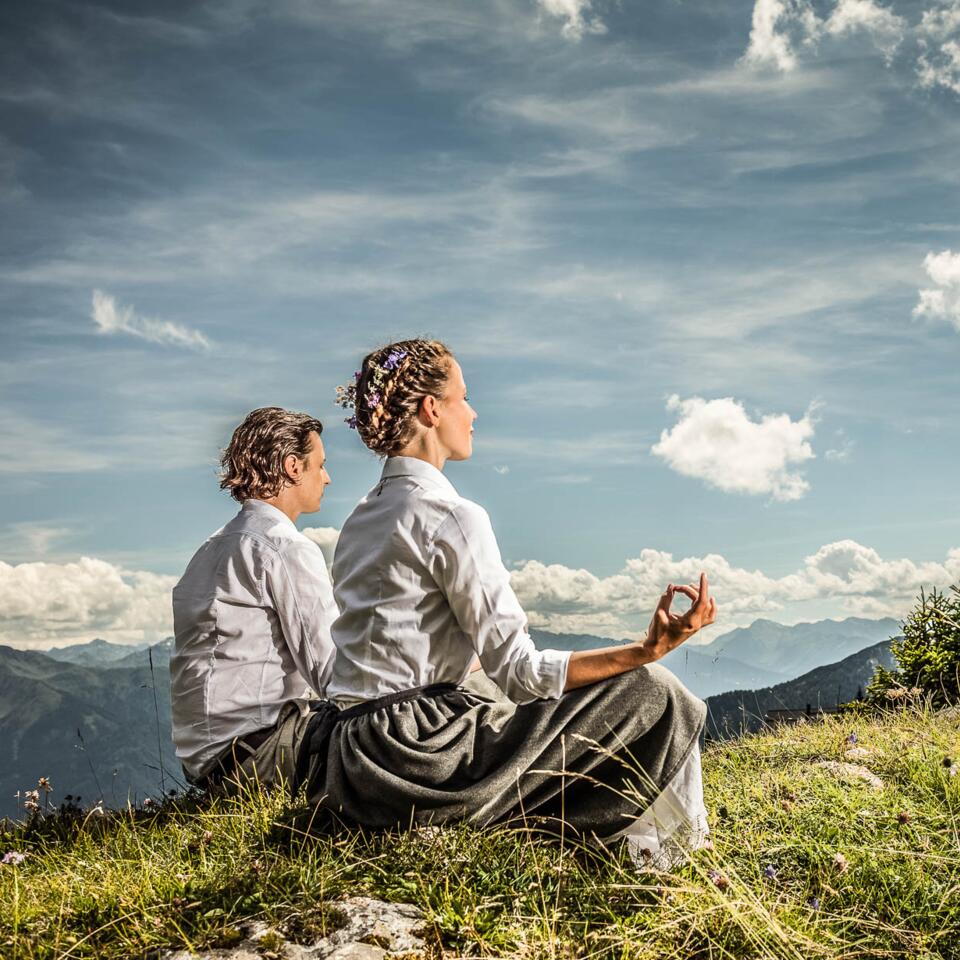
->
171;406;337;792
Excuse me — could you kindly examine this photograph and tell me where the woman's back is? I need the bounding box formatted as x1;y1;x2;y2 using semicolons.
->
326;455;569;706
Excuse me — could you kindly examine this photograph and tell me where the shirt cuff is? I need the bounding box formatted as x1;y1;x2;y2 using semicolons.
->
515;646;570;702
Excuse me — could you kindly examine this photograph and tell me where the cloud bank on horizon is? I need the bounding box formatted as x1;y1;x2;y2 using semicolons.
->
3;538;957;649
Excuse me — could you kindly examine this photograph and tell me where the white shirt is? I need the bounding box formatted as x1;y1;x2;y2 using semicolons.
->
327;456;570;706
170;499;338;778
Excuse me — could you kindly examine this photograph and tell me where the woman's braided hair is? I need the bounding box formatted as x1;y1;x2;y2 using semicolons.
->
337;339;453;456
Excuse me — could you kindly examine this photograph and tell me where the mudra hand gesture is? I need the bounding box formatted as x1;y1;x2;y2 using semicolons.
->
642;572;717;661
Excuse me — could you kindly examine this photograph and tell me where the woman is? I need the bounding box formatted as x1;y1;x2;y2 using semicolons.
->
307;339;716;865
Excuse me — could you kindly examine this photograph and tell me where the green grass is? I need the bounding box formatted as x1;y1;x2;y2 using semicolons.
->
2;707;959;959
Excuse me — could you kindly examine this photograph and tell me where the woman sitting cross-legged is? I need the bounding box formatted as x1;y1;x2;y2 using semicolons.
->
304;338;717;867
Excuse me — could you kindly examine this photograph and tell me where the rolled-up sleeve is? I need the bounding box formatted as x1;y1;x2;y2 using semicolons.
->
430;502;569;704
267;539;338;696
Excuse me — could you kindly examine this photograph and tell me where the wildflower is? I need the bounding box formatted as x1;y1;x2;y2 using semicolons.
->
808;896;820;911
2;851;26;866
143;797;154;808
884;687;906;700
896;811;911;824
383;350;408;371
832;853;848;873
708;870;729;890
24;789;39;803
908;687;923;697
202;830;213;844
23;800;39;812
366;391;381;409
702;838;715;851
846;732;858;745
37;777;52;793
763;864;778;881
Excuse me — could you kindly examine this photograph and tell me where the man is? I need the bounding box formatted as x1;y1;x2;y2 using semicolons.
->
170;406;337;789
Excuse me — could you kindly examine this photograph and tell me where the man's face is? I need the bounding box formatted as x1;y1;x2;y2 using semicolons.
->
298;432;330;513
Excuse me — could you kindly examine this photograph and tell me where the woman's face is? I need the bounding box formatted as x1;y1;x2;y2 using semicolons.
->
437;358;477;461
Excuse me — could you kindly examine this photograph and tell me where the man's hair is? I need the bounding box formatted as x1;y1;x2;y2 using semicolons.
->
219;407;323;503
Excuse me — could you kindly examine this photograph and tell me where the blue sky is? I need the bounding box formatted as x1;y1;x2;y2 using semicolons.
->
2;0;960;648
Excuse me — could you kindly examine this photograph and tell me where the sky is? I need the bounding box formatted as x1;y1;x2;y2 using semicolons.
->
1;0;959;649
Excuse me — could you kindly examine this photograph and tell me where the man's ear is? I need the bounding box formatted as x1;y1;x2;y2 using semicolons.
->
282;453;303;484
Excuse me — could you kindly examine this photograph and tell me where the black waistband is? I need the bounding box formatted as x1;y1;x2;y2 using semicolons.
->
335;682;461;721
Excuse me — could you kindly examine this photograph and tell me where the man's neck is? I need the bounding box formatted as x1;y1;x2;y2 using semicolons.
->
257;495;301;524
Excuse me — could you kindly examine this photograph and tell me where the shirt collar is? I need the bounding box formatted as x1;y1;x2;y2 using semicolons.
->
241;499;297;527
380;456;459;497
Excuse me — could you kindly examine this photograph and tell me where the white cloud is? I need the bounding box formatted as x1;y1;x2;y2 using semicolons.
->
741;0;906;73
741;0;820;72
917;1;960;92
91;289;212;351
0;557;176;649
493;465;510;475
511;540;960;639
825;0;906;61
651;395;817;501
913;249;960;330
536;0;606;41
301;526;340;568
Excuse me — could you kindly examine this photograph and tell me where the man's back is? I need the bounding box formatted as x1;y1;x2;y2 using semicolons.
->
171;499;336;779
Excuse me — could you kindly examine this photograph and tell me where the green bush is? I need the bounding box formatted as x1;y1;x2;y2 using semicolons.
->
868;585;960;707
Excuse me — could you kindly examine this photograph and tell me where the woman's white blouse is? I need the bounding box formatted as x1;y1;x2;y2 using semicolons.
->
327;456;570;706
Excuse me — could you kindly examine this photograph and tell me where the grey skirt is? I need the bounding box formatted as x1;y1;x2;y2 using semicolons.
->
301;664;706;841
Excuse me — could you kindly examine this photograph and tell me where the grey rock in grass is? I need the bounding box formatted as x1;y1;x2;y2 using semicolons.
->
814;760;883;791
843;746;872;760
160;898;426;960
312;897;426;958
324;945;387;960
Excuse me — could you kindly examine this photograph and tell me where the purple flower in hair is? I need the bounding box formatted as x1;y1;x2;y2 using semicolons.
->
383;349;408;371
353;370;361;383
345;415;358;429
366;391;381;409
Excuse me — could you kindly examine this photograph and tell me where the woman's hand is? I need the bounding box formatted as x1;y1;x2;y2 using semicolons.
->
640;573;717;662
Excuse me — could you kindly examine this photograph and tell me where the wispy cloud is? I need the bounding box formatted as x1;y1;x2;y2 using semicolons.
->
91;290;211;350
651;395;818;501
913;249;960;330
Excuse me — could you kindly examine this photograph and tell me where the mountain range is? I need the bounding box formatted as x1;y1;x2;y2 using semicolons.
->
0;617;902;820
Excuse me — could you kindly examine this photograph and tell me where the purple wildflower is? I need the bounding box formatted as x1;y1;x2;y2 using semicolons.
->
383;349;408;371
808;897;820;911
847;732;858;745
353;370;361;382
763;864;777;881
2;852;25;866
345;415;358;430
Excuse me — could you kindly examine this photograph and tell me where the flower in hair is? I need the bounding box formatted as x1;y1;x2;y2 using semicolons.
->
366;391;381;409
383;349;408;372
345;415;358;429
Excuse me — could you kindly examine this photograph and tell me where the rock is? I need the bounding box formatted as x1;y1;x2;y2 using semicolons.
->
160;897;425;960
843;747;872;760
325;946;386;960
313;898;427;959
814;760;883;791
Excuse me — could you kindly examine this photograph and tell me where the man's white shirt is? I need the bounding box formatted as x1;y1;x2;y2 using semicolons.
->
170;499;337;779
327;456;570;707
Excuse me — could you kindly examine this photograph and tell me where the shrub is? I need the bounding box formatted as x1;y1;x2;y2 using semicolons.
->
868;585;960;707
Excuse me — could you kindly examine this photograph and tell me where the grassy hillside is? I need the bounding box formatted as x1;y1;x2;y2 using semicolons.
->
1;707;958;959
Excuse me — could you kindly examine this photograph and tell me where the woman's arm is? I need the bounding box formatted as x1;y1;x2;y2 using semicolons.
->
563;574;717;691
